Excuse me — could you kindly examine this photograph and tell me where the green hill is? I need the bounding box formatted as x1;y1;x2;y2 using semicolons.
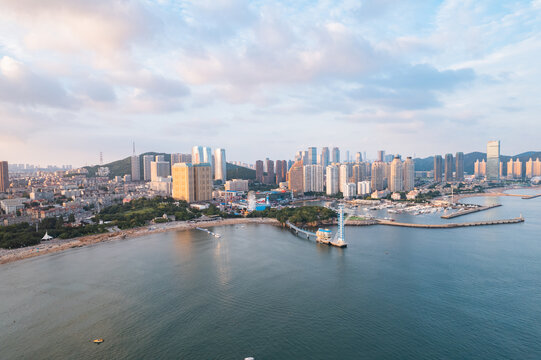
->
226;163;255;180
84;153;255;180
84;152;171;178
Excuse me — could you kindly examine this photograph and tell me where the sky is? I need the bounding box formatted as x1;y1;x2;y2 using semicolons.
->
0;0;540;167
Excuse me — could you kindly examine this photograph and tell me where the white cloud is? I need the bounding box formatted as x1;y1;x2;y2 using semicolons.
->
0;0;539;165
0;56;77;108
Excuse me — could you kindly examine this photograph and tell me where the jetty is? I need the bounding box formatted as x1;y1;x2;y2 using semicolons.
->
286;221;317;239
285;205;347;248
522;194;541;200
376;217;524;228
441;204;501;219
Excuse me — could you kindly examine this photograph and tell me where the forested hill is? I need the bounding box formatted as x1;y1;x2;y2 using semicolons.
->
83;153;255;179
414;151;541;173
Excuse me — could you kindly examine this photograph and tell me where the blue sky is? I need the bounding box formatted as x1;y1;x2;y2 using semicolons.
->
0;0;540;166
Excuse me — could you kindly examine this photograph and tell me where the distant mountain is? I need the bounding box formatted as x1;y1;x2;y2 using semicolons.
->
84;152;256;180
226;163;256;180
414;151;541;174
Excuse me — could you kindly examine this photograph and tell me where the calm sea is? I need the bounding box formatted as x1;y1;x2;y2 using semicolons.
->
1;191;540;359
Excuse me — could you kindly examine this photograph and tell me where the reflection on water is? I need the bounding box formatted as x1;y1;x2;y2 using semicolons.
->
212;232;232;287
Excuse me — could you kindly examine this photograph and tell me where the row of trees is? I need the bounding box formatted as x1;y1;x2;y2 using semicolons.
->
0;219;108;249
1;197;238;249
95;197;236;229
247;206;336;225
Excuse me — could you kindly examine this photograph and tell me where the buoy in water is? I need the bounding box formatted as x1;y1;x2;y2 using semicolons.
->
93;339;104;344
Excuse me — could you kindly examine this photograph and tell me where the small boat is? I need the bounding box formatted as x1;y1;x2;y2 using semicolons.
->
93;339;104;344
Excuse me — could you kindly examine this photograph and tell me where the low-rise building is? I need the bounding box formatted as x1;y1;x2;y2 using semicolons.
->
371;190;390;199
225;179;249;192
344;183;357;199
357;181;371;196
0;198;26;214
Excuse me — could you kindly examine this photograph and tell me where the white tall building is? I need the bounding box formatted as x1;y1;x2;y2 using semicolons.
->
214;148;227;182
339;164;350;193
151;161;170;181
143;155;153;181
487;140;500;181
192;146;204;164
303;165;324;192
326;165;339;195
403;157;415;191
357;181;371;196
389;157;404;192
344;183;357;199
131;155;140;181
202;146;213;174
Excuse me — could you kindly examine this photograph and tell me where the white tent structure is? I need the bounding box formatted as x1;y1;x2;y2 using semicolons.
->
42;232;53;241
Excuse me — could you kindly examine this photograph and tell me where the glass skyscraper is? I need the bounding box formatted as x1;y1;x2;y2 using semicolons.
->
486;141;500;181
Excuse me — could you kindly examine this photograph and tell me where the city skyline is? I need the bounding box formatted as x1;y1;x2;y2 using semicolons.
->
1;1;541;165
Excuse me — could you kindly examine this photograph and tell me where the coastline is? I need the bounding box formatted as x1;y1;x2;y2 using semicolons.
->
0;217;280;266
450;185;541;201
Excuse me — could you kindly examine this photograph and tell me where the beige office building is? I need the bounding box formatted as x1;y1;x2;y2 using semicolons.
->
172;163;195;202
371;161;386;191
288;160;304;195
403;157;415;191
0;161;8;192
474;159;486;178
172;163;212;202
526;158;541;178
194;164;212;201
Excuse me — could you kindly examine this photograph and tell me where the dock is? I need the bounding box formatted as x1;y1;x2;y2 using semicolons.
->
522;194;541;200
285;204;347;248
441;204;501;219
376;217;524;228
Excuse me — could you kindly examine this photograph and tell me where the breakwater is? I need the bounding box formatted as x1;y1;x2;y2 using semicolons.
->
441;204;502;219
376;217;524;228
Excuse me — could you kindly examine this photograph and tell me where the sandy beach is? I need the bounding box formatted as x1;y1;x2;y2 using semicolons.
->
0;218;280;266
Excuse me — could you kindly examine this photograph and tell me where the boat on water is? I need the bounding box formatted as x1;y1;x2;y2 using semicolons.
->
316;228;332;244
93;339;104;344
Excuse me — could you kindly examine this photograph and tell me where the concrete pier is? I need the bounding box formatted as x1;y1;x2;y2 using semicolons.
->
376;217;524;228
441;204;501;219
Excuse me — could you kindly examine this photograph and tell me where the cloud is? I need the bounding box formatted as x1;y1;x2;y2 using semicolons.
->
177;18;386;100
0;56;78;108
74;77;117;103
0;0;540;165
0;0;158;60
345;63;475;110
